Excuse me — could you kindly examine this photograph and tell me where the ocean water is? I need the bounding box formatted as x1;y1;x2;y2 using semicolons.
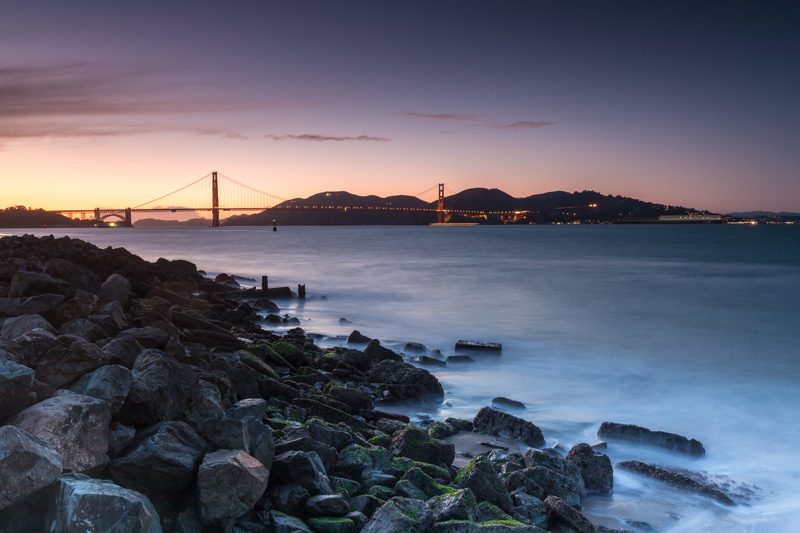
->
7;224;800;532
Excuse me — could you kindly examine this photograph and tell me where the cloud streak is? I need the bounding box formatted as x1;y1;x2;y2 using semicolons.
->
394;111;479;121
492;120;555;129
265;134;390;142
397;110;554;131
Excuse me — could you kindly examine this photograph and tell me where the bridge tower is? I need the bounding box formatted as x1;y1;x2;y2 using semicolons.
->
211;171;220;227
93;208;100;223
437;183;445;224
124;208;132;227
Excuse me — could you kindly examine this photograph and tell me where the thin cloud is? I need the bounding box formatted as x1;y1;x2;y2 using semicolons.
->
395;111;479;121
492;120;555;129
265;134;390;142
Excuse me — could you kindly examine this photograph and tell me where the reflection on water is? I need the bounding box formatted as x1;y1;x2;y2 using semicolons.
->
15;224;800;532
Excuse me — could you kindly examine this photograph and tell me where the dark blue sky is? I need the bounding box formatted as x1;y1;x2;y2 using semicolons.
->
2;1;798;211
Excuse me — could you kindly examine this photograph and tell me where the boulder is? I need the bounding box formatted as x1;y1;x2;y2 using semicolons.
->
246;416;276;469
102;335;144;368
116;327;171;350
544;495;595;533
271;511;313;533
10;392;110;473
198;417;250;451
0;294;65;318
336;444;390;478
428;421;458;439
185;379;225;425
446;355;475;364
305;418;354;451
59;318;107;342
305;494;351;517
347;330;371;344
8;271;70;298
43;258;101;293
197;449;269;526
597;422;705;457
120;349;196;427
455;456;514;512
108;421;206;494
0;426;63;510
97;273;132;306
524;449;585;507
429;488;479;522
227;397;269;420
565;444;613;496
491;397;526;410
616;461;734;505
512;492;549;529
369;359;444;402
473;407;544;447
349;494;383;518
1;313;56;339
307;516;355;532
325;384;373;411
34;334;110;388
0;356;37;418
48;291;97;327
108;423;136;457
272;450;333;495
392;424;455;466
362;497;433;533
46;473;161;533
268;482;310;514
68;364;132;415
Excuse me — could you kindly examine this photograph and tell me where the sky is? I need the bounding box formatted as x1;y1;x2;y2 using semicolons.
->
1;0;798;213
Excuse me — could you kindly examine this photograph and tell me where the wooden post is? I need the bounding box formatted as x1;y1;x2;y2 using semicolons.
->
298;284;306;299
261;276;268;293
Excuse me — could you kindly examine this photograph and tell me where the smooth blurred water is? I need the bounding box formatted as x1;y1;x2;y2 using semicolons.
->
8;224;799;532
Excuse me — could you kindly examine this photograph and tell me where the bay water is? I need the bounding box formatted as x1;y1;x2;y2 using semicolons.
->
7;225;799;532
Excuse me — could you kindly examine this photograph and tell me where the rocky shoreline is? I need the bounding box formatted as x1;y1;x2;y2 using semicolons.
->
0;235;739;533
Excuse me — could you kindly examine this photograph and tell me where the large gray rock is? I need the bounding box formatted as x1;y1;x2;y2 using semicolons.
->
473;407;545;447
271;511;312;533
59;318;107;342
68;364;132;414
102;335;144;369
10;392;110;473
197;449;270;526
544;495;595;533
245;416;276;469
0;426;63;510
305;494;351;516
429;488;479;522
198;417;250;451
120;349;196;427
109;421;206;494
34;334;110;388
565;443;613;496
44;258;101;293
185;379;225;425
598;422;705;457
455;456;514;512
48;291;97;327
1;314;56;339
272;450;333;495
523;449;585;508
0;355;37;418
362;497;433;533
0;294;65;318
97;273;132;306
8;271;70;298
368;359;444;402
512;492;549;529
392;424;455;466
46;473;161;533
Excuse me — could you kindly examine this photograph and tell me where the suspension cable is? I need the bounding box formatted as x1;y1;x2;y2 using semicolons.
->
132;173;211;208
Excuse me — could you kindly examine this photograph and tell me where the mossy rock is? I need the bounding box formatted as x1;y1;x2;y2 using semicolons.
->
367;484;395;501
331;476;362;499
477;501;513;522
307;516;356;533
399;467;457;499
337;444;390;476
272;341;309;367
368;434;392;448
395;479;427;500
428;421;457;439
388;457;452;482
432;519;536;532
237;350;279;378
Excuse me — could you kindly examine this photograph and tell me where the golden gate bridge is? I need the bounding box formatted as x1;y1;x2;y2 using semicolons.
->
49;171;533;226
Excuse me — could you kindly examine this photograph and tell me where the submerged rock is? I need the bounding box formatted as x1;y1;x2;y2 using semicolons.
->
617;460;735;505
491;397;525;410
369;359;444;403
473;407;544;448
598;422;705;457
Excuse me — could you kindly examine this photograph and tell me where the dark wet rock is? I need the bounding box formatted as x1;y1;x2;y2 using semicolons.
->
272;341;310;367
345;511;368;530
369;359;444;402
197;449;270;526
10;392;110;473
325;383;373;411
392;425;455;466
446;418;474;432
252;298;279;312
227;397;269;420
446;355;475;364
491;397;526;409
199;417;250;451
544;495;595;533
268;482;310;514
616;460;735;505
46;291;96;328
307;516;356;532
512;492;549;529
429;488;479;522
108;422;136;457
58;317;107;342
120;349;196;427
271;511;313;533
185;379;225;425
1;313;56;339
565;443;613;496
429;421;458;439
8;271;70;298
413;355;447;367
598;422;705;457
276;435;338;471
473;407;544;448
272;450;333;495
245;417;276;469
349;494;383;517
362;497;433;533
332;476;362;499
34;334;110;388
505;469;545;499
523;449;585;508
44;258;101;293
46;473;161;533
336;444;390;477
306;494;351;517
68;364;132;415
0;294;65;318
306;418;354;451
432;521;543;532
404;341;428;353
109;421;206;494
97;273;132;306
117;327;171;350
347;330;371;344
0;356;37;418
0;426;63;511
365;339;403;364
455;455;514;512
454;340;502;353
396;467;452;499
102;335;144;368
